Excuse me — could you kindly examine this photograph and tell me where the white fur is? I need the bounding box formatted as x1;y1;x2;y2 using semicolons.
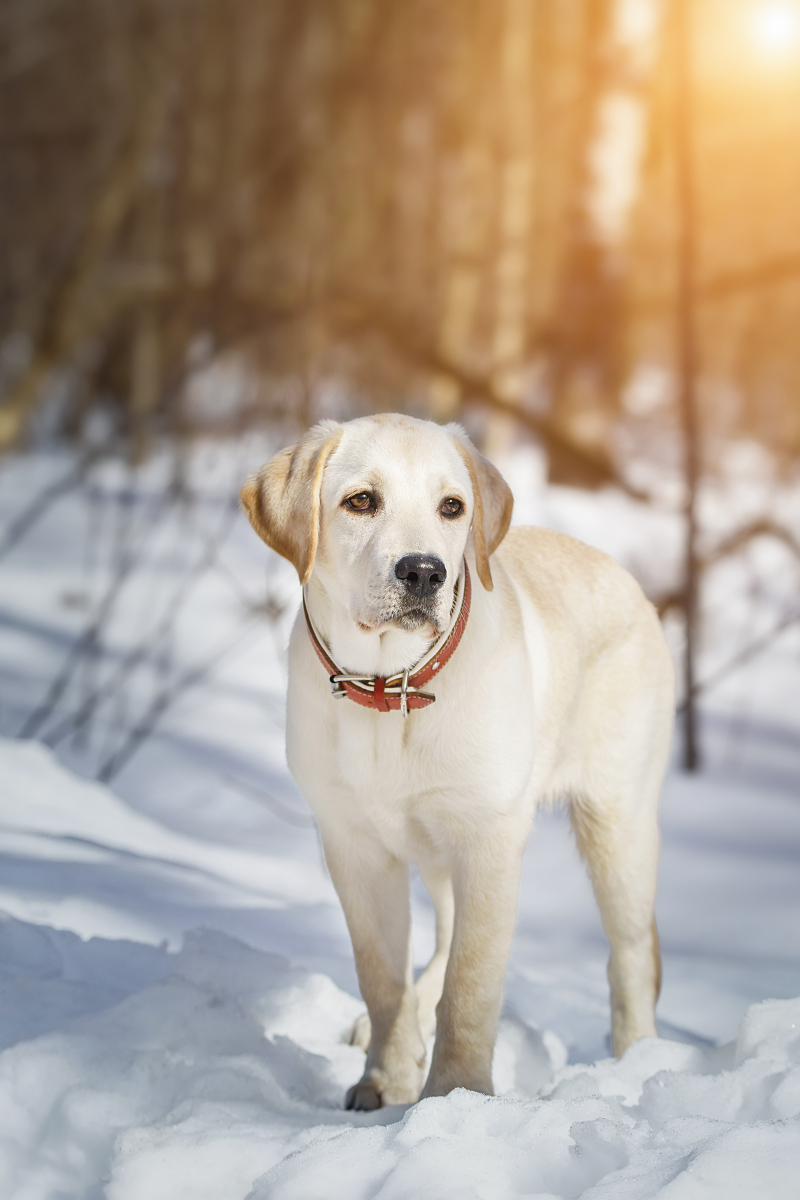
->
244;414;675;1110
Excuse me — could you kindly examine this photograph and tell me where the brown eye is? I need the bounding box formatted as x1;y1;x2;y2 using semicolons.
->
344;492;375;513
440;497;463;518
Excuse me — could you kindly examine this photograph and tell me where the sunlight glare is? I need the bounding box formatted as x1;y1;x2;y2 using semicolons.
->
749;2;800;56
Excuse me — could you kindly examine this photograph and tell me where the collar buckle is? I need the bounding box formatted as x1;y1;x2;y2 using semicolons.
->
400;669;410;718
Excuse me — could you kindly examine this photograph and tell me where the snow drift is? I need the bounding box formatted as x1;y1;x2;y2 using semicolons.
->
0;741;798;1199
0;908;798;1200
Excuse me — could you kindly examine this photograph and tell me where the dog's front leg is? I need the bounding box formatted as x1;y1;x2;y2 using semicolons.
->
421;827;526;1098
323;832;426;1110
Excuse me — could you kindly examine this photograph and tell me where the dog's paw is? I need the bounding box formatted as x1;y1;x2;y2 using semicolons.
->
345;1075;419;1108
344;1067;421;1110
349;1011;372;1052
345;1078;382;1110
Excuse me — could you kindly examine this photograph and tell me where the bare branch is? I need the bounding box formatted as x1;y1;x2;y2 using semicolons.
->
18;486;174;738
96;619;260;782
702;518;800;568
332;299;651;501
222;775;316;828
41;498;241;747
0;453;95;562
678;609;800;712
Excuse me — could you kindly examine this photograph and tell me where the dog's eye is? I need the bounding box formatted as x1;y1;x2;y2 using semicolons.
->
440;497;463;518
344;492;375;513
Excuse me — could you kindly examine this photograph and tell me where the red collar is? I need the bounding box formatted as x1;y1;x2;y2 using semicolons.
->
303;562;472;716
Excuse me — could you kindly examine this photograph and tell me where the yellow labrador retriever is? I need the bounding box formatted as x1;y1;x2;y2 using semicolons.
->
241;413;674;1110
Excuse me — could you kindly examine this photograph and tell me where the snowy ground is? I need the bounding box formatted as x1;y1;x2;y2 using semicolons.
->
0;435;799;1198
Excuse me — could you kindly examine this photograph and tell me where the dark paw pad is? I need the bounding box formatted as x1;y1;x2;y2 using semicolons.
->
345;1079;383;1111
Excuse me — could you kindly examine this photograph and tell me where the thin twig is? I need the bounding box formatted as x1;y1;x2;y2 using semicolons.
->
677;608;800;713
703;517;800;567
42;497;241;746
19;486;173;738
329;297;651;501
653;517;800;615
0;452;96;562
96;618;261;782
222;774;316;828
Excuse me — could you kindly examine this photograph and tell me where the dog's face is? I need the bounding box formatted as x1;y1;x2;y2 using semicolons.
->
315;417;474;635
240;414;513;636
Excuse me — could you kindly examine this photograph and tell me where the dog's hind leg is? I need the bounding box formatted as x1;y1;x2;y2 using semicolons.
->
570;789;661;1057
323;832;426;1109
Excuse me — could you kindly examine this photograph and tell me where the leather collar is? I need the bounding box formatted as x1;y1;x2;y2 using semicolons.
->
303;561;472;717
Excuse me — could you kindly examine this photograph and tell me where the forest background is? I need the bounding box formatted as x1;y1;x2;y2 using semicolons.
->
4;0;800;773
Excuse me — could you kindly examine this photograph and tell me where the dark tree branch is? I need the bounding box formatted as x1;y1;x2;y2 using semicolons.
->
331;298;651;502
41;499;241;748
96;619;260;782
678;608;800;712
0;453;96;562
18;487;174;738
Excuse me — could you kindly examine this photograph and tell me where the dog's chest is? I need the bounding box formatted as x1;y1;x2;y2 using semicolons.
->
333;711;440;806
311;707;460;843
327;696;531;839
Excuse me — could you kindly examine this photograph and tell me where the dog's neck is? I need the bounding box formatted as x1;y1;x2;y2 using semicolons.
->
304;575;438;678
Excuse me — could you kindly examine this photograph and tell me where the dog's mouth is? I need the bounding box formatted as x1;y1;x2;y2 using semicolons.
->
358;593;446;636
392;606;439;632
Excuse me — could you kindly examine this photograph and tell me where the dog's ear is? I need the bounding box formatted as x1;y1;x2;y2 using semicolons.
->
240;420;343;584
450;428;514;591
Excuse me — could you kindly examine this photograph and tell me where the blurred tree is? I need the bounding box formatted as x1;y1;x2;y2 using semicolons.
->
627;0;800;464
0;0;638;488
2;0;799;470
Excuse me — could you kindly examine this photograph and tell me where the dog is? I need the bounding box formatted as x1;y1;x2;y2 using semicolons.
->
240;413;674;1110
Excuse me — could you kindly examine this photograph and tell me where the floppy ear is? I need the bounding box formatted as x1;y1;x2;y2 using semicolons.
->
450;428;514;591
240;420;343;584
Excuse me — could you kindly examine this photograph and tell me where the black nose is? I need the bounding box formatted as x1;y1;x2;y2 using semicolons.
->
394;554;447;599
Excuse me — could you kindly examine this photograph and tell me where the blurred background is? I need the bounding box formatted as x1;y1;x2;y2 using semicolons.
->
0;0;799;1045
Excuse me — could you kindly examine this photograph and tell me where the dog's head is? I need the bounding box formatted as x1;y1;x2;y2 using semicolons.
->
240;414;513;636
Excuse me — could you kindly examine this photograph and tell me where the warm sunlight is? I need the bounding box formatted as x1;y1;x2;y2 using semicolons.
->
749;0;800;56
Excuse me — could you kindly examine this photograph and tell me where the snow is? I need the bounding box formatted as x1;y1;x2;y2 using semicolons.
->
0;437;799;1197
0;792;798;1199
